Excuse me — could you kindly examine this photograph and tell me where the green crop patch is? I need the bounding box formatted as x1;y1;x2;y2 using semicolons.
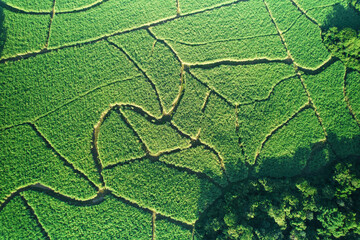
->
294;0;344;10
36;75;161;186
109;29;182;112
171;72;248;182
0;41;140;128
195;93;248;182
302;61;360;158
345;70;360;120
98;110;145;168
49;0;176;47
190;62;295;105
172;72;208;138
178;0;233;14
103;158;222;223
121;108;190;154
160;35;287;63
159;146;226;186
55;0;101;12
1;0;53;12
152;0;287;63
0;124;97;204
0;7;49;59
283;14;331;68
0;195;46;239
22;191;152;239
254;109;326;177
237;76;308;165
155;217;193;240
266;0;331;68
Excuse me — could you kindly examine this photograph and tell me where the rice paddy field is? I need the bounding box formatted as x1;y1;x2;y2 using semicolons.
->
0;0;359;239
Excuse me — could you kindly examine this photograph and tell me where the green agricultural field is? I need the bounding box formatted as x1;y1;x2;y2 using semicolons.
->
0;0;359;239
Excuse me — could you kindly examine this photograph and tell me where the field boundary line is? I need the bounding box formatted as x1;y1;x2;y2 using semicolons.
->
29;122;100;189
187;70;235;107
253;103;311;165
187;57;291;69
44;0;56;49
0;1;51;14
109;192;196;226
0;75;141;132
236;74;298;107
159;33;279;46
19;195;51;240
0;0;242;63
106;39;165;114
289;0;322;26
0;183;101;212
343;68;360;128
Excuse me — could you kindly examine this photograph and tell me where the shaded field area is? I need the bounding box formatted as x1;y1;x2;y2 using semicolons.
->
0;0;359;239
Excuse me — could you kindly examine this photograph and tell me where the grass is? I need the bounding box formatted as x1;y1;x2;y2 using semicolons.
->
0;124;97;204
98;110;145;168
121;108;190;154
155;217;193;239
254;109;326;177
103;158;221;223
0;41;140;128
346;70;360;119
109;29;182;112
1;0;52;11
190;62;295;105
0;195;45;239
49;0;176;47
237;76;308;165
22;191;152;239
301;61;360;158
0;7;49;59
152;0;287;62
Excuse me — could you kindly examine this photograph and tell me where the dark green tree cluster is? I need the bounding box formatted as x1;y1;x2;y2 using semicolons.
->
323;28;360;72
347;0;360;11
322;1;360;72
195;156;360;239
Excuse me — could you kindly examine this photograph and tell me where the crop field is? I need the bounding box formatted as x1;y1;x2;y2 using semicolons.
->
0;0;359;239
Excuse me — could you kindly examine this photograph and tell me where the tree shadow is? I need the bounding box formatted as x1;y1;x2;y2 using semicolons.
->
321;3;360;31
0;7;5;57
196;132;360;239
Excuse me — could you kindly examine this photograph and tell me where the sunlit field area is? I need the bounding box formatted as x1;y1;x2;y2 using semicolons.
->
0;0;360;239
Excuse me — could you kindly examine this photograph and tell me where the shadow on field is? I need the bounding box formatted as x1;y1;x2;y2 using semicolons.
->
196;132;360;239
321;3;360;31
0;7;6;57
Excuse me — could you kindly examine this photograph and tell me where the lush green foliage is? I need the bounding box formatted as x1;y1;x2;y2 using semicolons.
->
0;0;359;238
323;27;360;71
0;196;45;238
302;61;360;158
152;0;286;62
49;0;176;47
0;124;97;203
191;63;295;105
109;29;182;112
98;110;145;167
196;155;360;239
22;191;152;239
0;7;49;59
1;0;52;11
155;217;193;240
103;158;221;223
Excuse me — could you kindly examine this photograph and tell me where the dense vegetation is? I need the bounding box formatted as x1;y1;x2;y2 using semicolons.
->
0;0;359;239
